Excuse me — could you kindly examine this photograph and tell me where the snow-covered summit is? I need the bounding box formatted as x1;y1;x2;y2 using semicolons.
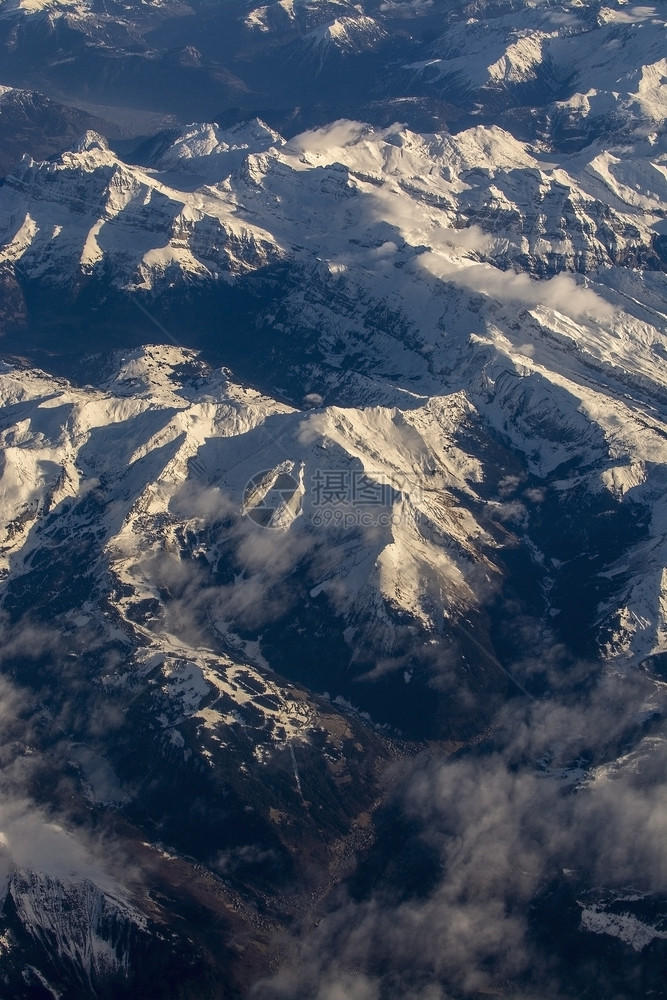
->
1;115;665;294
73;129;111;154
144;119;285;180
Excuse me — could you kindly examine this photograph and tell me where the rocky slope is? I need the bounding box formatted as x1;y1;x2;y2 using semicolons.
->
0;0;663;140
0;1;666;997
0;85;121;178
1;114;666;670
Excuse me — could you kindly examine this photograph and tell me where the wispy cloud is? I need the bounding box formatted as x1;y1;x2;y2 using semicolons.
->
419;255;614;320
252;666;667;999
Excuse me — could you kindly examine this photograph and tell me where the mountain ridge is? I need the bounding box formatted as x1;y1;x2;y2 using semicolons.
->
0;1;666;997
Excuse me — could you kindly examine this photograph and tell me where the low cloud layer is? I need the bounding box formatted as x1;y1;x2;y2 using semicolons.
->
252;666;667;999
0;798;116;888
420;254;614;320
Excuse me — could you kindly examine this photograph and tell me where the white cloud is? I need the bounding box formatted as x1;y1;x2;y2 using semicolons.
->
288;121;372;157
419;254;614;320
252;668;667;999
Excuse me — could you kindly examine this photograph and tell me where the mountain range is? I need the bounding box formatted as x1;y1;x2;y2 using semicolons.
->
0;1;666;998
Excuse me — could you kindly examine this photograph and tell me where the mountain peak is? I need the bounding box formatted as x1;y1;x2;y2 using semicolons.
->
73;130;110;154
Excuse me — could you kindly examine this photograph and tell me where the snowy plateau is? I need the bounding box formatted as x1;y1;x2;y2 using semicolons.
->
0;0;665;998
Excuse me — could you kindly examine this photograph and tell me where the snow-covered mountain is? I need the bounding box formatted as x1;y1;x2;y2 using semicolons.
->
0;0;663;140
0;1;666;998
0;85;120;177
1;115;666;996
1;114;666;668
2;117;666;285
0;344;663;994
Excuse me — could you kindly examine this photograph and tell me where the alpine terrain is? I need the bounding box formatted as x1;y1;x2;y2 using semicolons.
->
0;0;665;997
